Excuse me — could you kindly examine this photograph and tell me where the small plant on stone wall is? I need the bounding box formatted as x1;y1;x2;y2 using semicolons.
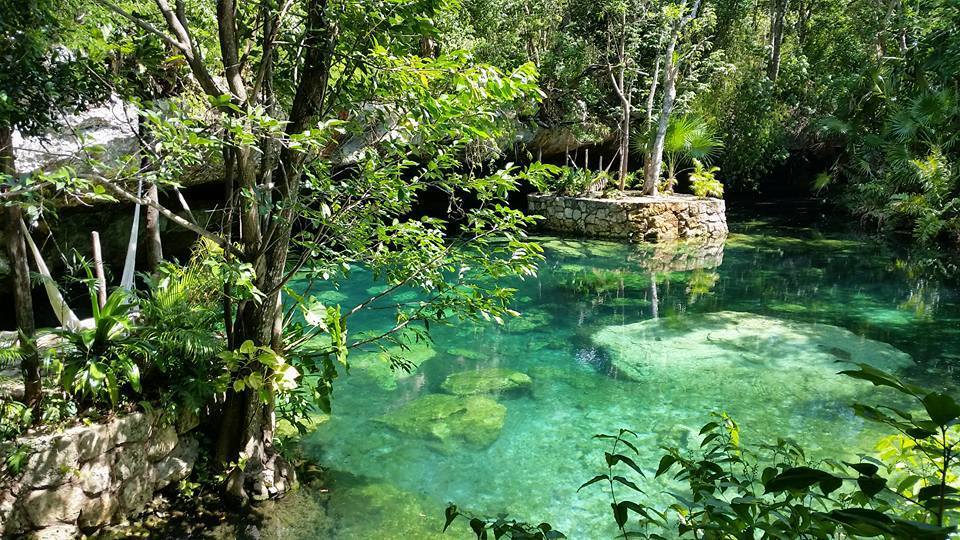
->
545;166;613;196
53;286;146;408
689;159;724;198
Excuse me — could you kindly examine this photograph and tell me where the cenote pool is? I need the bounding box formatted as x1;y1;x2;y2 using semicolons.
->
265;210;960;539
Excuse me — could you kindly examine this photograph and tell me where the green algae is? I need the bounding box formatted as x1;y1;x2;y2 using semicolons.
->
770;302;808;313
440;368;533;396
378;394;507;449
445;346;488;361
260;472;475;540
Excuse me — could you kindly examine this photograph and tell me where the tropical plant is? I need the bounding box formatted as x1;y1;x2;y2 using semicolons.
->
637;115;722;193
543;166;609;196
0;399;31;440
53;286;144;408
689;159;723;198
136;242;228;410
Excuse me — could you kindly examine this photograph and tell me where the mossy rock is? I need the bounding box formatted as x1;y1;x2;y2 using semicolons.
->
276;414;329;440
313;289;349;304
603;296;652;309
350;343;437;390
441;368;533;396
378;394;506;448
445;346;489;362
539;238;589;258
504;309;553;332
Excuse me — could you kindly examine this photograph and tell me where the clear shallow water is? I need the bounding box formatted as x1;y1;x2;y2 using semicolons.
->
267;213;960;539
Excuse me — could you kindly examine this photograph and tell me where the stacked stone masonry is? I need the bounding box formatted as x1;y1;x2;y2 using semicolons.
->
528;192;728;242
0;409;199;539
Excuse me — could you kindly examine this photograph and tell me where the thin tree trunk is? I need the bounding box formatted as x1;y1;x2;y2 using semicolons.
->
643;0;702;196
1;126;41;416
767;0;789;81
644;44;678;196
650;273;659;319
607;10;631;191
91;231;107;308
140;111;162;272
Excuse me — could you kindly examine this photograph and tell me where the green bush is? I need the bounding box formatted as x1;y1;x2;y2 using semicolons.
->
689;159;724;198
542;166;614;196
54;287;144;408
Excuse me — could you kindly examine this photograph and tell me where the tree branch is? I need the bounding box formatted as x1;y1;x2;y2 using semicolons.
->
87;175;242;257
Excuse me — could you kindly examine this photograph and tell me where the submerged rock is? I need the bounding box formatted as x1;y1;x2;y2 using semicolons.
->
441;368;533;396
378;394;506;448
592;311;913;401
445;346;489;361
503;309;553;332
349;343;436;390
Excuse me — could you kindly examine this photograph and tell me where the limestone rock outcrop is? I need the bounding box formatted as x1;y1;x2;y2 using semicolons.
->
0;409;199;539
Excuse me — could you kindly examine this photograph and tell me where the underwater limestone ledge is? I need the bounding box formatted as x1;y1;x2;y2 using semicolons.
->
378;394;507;450
527;192;728;242
592;311;914;401
440;367;533;396
0;409;200;539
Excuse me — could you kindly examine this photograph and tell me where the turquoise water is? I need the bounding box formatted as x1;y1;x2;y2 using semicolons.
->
267;213;960;539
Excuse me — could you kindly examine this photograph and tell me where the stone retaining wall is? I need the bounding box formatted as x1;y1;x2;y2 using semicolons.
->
528;192;727;242
0;409;199;539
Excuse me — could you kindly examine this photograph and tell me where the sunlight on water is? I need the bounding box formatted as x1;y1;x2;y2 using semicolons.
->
265;216;960;539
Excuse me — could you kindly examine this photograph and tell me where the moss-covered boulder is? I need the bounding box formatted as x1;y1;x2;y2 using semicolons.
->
440;368;532;396
445;346;489;362
503;309;553;332
378;394;506;449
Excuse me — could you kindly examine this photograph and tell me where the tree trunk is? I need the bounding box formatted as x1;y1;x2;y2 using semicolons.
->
619;102;631;190
610;10;631;191
1;126;41;416
140;112;162;271
643;0;702;195
767;0;789;81
643;44;678;196
214;0;332;504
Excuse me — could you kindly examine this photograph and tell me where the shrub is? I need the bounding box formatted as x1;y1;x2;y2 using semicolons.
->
689;159;724;198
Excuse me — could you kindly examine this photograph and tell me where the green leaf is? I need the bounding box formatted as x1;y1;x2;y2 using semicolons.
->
764;467;838;494
247;371;264;390
922;392;960;426
239;340;257;355
845;461;879;477
857;475;887;497
612;475;644;493
605;453;647;478
469;518;486;539
819;475;843;496
578;474;608;492
655;455;677;477
839;364;924;396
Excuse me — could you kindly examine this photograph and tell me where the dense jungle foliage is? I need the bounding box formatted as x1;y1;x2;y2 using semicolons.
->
0;0;958;537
